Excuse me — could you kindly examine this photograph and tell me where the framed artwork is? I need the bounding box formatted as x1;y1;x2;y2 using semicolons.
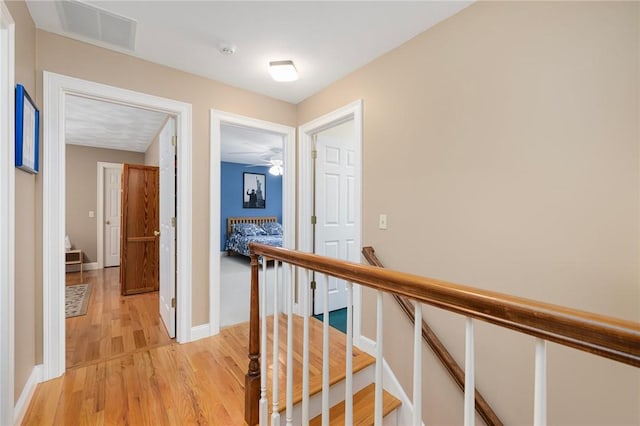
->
243;172;266;208
15;84;40;174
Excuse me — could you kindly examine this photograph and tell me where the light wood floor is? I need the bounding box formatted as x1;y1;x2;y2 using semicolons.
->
23;311;375;425
65;267;172;369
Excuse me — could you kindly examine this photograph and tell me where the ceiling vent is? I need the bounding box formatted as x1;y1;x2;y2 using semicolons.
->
57;1;136;51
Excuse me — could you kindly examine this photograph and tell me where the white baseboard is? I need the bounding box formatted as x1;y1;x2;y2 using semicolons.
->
356;335;423;426
65;262;99;273
190;323;212;341
14;364;43;425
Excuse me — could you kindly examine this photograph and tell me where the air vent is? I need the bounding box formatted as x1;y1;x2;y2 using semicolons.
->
57;1;136;51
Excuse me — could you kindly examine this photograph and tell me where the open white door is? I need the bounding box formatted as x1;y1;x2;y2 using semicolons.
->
313;119;357;314
103;164;122;267
159;117;176;337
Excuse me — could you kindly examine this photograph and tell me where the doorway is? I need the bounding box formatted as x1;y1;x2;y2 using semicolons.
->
298;101;363;340
42;72;193;381
210;110;295;334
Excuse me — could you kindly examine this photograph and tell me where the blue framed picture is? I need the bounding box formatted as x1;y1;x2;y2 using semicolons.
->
15;84;39;174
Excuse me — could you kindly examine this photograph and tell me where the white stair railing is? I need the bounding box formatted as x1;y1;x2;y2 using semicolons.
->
245;244;640;426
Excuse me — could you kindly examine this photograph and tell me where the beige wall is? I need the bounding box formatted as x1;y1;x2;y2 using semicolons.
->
299;1;639;424
35;31;297;327
65;145;145;263
7;0;37;404
144;116;168;167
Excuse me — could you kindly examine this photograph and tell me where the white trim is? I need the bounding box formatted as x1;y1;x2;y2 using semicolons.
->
43;72;193;380
358;336;423;426
13;364;43;426
0;3;14;424
209;110;296;335
96;161;123;269
297;100;363;335
190;323;212;341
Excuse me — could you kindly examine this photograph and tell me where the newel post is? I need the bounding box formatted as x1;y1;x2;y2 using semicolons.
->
245;253;260;425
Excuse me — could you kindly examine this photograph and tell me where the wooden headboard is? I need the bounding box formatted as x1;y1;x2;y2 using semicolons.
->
227;216;278;240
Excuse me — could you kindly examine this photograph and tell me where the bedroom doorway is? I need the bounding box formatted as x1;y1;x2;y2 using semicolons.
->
210;110;295;334
42;72;192;380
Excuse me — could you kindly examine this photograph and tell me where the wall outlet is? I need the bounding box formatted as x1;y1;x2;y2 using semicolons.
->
379;214;388;230
88;210;95;218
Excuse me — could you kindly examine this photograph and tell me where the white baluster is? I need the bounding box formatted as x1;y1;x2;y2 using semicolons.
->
533;339;547;426
286;264;294;426
413;301;422;425
302;270;311;424
375;290;383;426
345;282;354;425
322;274;330;426
260;258;268;426
464;317;475;426
271;261;281;425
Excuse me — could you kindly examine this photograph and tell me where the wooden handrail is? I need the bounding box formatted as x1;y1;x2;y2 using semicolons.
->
245;243;640;424
362;246;503;426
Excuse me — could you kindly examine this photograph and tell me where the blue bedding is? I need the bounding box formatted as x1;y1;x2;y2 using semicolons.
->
226;233;283;257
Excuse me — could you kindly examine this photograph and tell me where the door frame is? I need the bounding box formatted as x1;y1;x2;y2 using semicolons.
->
96;161;123;269
0;3;14;424
209;110;296;334
42;72;193;380
298;100;363;342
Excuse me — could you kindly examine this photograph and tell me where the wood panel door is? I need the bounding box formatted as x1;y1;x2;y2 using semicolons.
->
120;164;160;296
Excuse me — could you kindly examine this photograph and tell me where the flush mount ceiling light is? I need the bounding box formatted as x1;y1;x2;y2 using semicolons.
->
269;60;298;82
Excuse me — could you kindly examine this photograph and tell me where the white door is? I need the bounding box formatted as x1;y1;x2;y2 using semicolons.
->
159;117;176;337
104;165;123;267
313;119;357;314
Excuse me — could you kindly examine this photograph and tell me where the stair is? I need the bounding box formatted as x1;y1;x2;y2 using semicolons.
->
263;315;402;425
309;384;402;426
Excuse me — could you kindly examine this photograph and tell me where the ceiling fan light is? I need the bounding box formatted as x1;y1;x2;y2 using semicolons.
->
269;60;298;82
269;165;283;176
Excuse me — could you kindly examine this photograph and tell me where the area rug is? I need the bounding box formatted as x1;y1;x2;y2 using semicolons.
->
65;283;92;318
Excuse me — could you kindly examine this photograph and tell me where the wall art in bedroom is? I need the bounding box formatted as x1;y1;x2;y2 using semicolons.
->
243;172;266;208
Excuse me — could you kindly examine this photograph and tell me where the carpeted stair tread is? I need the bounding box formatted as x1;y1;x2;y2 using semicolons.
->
308;383;401;426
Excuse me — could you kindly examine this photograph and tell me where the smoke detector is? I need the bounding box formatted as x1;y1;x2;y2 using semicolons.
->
218;43;236;56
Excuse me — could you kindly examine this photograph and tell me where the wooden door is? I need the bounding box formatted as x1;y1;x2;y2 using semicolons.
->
120;164;160;295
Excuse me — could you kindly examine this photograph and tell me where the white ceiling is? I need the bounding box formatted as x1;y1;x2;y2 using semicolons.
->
40;1;472;161
65;95;169;152
26;1;472;104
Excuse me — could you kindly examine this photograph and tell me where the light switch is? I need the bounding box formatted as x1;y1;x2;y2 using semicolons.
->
88;210;95;218
379;214;388;230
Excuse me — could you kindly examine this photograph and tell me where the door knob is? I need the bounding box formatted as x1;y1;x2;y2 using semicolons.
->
105;220;110;225
154;230;160;237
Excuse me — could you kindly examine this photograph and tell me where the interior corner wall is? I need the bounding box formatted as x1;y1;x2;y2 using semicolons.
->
35;29;297;328
65;145;145;263
6;0;38;405
297;1;639;425
220;162;283;251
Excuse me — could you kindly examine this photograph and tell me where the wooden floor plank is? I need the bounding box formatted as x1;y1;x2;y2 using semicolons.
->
65;267;172;369
25;272;380;425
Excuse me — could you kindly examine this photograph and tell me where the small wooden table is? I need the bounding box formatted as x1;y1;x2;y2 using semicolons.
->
65;249;83;281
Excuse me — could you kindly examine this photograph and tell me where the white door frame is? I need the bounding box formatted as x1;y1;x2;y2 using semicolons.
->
96;161;123;269
0;3;15;424
209;110;296;335
42;72;193;380
298;100;363;342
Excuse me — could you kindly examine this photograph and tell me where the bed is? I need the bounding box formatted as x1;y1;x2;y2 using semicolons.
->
226;216;283;257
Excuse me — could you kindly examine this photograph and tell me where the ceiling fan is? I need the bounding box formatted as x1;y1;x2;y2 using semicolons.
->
245;157;283;176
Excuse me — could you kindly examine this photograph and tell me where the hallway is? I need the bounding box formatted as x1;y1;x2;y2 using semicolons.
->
65;267;172;369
